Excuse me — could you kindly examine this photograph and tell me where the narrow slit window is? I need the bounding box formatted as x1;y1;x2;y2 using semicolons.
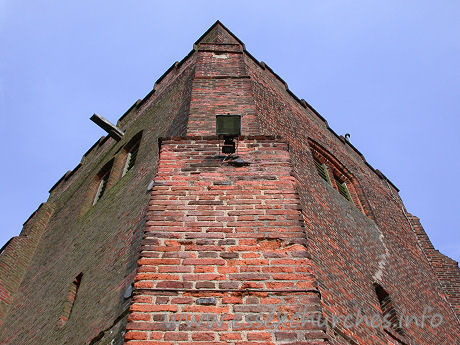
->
334;176;352;202
374;284;404;335
93;171;109;205
314;157;330;183
122;142;140;176
60;273;83;325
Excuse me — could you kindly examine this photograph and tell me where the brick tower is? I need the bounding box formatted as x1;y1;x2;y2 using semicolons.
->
0;21;458;345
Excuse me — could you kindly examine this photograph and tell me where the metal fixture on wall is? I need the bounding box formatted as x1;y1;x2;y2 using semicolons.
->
216;114;241;155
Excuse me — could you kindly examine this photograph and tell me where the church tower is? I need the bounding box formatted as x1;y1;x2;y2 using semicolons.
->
0;21;458;345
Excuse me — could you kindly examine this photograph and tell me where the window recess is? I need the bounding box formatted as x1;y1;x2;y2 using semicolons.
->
334;175;352;202
59;273;83;325
122;141;140;176
314;157;330;183
93;171;109;205
308;139;372;218
374;283;405;336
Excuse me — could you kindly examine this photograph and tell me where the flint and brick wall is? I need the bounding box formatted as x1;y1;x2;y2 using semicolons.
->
125;137;329;344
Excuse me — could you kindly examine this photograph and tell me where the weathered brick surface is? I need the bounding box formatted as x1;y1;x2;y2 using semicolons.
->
244;52;460;343
0;202;54;328
0;47;195;344
408;214;460;318
1;20;458;345
125;137;329;344
187;28;259;136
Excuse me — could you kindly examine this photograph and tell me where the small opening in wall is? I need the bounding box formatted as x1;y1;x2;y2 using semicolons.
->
122;142;140;176
93;171;109;205
374;283;405;335
59;273;83;325
334;175;352;202
91;159;114;206
313;157;330;183
122;132;143;177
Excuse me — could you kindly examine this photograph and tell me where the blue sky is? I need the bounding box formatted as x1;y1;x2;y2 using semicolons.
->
0;1;459;261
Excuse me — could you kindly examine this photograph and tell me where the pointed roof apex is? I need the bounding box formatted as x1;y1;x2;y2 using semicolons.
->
194;21;245;49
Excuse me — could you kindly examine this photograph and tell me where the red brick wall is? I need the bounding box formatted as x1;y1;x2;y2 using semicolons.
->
0;202;54;328
125;137;329;344
1;22;458;345
0;49;196;345
244;54;460;344
408;214;460;318
186;39;259;136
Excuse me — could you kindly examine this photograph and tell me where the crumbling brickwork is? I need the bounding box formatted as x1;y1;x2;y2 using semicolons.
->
125;137;327;344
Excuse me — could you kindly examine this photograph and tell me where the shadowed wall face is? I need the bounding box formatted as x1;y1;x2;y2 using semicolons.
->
0;51;195;344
